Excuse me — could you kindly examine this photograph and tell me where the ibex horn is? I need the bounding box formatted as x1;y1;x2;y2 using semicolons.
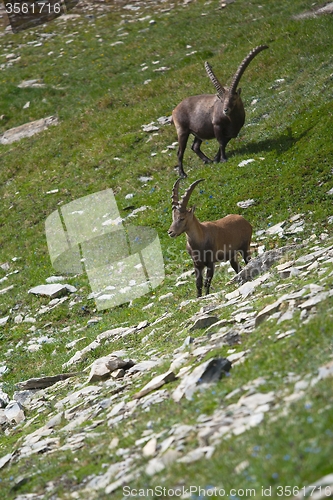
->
229;45;268;94
204;61;225;98
171;178;182;210
179;179;205;212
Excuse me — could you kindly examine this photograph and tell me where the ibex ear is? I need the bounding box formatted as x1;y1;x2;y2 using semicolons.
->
237;88;242;96
189;205;196;214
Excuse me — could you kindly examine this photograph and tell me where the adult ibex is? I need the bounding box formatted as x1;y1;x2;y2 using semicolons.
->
168;178;252;297
172;45;268;177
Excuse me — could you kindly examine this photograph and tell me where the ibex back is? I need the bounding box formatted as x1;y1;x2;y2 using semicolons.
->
168;178;252;297
172;45;268;177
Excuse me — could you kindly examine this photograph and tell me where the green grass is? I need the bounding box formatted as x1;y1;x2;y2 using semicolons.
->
1;0;333;497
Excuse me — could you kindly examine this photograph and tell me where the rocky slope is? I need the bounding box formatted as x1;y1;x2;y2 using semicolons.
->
1;216;333;498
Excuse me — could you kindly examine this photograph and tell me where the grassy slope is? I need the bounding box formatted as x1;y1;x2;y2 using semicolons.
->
0;0;333;497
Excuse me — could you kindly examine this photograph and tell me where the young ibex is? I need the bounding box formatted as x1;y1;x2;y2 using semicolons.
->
168;178;252;297
172;45;268;177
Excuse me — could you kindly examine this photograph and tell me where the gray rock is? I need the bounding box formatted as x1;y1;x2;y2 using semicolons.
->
227;350;249;364
87;356;134;383
18;79;46;88
13;390;39;407
169;352;190;372
237;199;255;209
0;284;14;295
317;360;333;380
142;436;157;457
28;284;76;299
45;276;66;283
255;299;282;326
16;372;80;390
229;245;301;285
127;359;161;373
299;291;331;310
172;358;231;402
0;116;58;145
177;445;215;463
141;122;159;132
0;452;13;470
63;332;131;370
278;266;301;279
133;370;176;399
159;292;174;301
45;412;63;429
0;389;9;407
0;315;9;327
189;315;220;331
237;391;275;409
157;115;172;125
145;449;179;476
4;400;25;424
0;363;8;377
277;309;295;324
266;220;286;235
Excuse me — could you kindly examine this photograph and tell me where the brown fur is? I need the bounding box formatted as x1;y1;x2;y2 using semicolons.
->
168;179;252;297
172;45;268;178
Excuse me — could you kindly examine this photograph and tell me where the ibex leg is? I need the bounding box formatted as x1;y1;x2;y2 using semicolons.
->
194;265;204;298
204;262;215;295
191;137;212;164
176;131;190;178
214;134;231;162
241;245;251;265
229;253;241;274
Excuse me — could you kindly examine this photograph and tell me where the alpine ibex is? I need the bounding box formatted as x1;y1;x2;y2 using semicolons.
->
172;45;268;177
168;178;252;297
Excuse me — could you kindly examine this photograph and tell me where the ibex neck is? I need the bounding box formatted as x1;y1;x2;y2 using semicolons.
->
185;216;204;246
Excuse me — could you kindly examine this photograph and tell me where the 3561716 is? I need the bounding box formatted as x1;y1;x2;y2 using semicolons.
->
5;2;62;15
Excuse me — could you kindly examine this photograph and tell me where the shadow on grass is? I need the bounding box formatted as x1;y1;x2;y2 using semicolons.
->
237;126;314;157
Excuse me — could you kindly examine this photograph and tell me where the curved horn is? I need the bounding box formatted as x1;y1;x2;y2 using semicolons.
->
171;178;182;210
229;45;268;93
204;61;225;97
179;179;205;212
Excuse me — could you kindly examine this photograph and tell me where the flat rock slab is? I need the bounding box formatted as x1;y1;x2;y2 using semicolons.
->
299;291;331;310
28;284;76;299
172;357;231;402
133;370;176;399
0;452;13;470
0;316;9;327
16;372;81;390
190;315;220;331
255;299;282;326
17;79;46;88
0;116;58;145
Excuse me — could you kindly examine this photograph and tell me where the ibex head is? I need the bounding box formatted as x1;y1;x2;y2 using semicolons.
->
205;45;268;116
168;178;204;237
